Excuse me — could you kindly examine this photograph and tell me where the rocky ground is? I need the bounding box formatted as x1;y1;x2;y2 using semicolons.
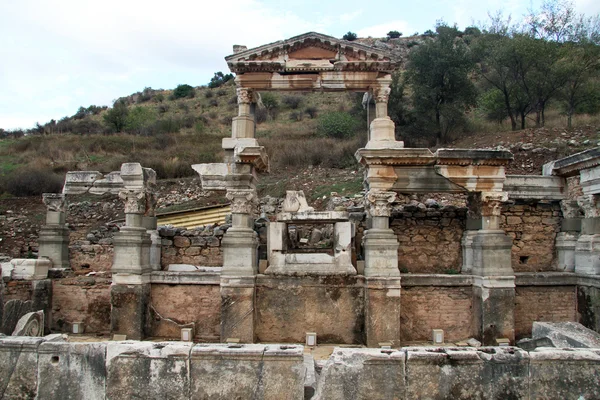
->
0;125;598;259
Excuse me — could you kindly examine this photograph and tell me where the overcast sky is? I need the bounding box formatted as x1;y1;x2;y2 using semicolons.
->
1;0;598;130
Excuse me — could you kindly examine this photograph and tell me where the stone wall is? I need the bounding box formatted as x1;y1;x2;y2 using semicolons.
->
391;205;466;273
149;284;220;341
1;338;599;399
514;286;577;339
578;285;600;333
400;285;474;342
501;202;561;272
159;226;224;268
255;275;364;344
2;280;32;302
52;277;111;334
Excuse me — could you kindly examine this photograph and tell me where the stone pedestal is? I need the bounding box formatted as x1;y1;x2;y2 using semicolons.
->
471;230;515;345
220;276;255;343
556;232;578;272
461;230;478;274
110;281;150;340
364;277;401;347
362;228;399;277
575;234;600;274
112;227;152;275
222;227;258;276
39;194;70;270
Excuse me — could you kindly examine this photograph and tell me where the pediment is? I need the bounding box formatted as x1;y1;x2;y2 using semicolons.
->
226;32;397;74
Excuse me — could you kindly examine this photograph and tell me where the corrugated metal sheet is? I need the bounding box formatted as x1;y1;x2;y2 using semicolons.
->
157;204;231;229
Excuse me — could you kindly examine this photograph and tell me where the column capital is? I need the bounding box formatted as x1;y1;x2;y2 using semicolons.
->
236;87;256;105
577;194;600;218
226;189;257;214
479;192;508;217
366;191;396;217
371;86;391;104
42;193;66;213
560;199;581;219
119;189;147;214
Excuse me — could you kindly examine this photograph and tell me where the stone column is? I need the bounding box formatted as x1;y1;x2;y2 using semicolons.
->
232;87;256;140
556;200;581;272
471;192;515;345
111;188;152;340
575;194;600;275
461;193;483;274
141;191;161;271
363;190;401;347
38;193;70;270
220;188;258;343
366;81;403;149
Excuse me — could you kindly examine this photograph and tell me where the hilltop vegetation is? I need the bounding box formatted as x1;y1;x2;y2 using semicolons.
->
0;0;599;198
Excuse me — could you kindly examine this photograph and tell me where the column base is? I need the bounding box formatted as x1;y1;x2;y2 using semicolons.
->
556;232;578;272
110;282;150;340
575;234;600;275
112;227;152;275
222;227;258;276
364;277;401;347
220;276;255;343
38;225;70;270
473;276;515;346
472;230;514;276
363;228;399;277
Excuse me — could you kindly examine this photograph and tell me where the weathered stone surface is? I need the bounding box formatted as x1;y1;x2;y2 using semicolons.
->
255;275;364;344
531;321;600;348
0;336;44;399
106;341;191;399
12;310;44;336
364;277;401;347
10;258;51;280
529;348;600;399
2;299;32;335
149;284;220;341
190;344;305;400
110;283;150;340
578;285;600;333
52;278;111;334
314;348;405;400
37;341;106;400
220;277;255;343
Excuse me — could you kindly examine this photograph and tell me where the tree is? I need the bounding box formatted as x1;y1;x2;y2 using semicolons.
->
208;72;234;88
527;0;576;42
173;84;195;99
125;106;157;135
405;24;477;144
103;100;129;132
342;32;357;41
387;30;402;39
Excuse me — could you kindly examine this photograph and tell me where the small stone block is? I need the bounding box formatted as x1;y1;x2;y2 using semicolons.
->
496;338;511;346
379;342;392;349
259;259;268;274
306;332;317;347
455;341;469;347
432;329;444;344
299;238;309;244
112;334;127;341
226;338;240;345
181;327;193;342
356;260;365;275
72;322;84;334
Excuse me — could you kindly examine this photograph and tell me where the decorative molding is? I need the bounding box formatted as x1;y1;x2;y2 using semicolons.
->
366;191;396;217
226;189;257;214
119;189;147;214
42;193;66;212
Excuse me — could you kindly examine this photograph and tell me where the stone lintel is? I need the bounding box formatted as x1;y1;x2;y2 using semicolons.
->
504;175;566;200
276;211;348;222
192;163;256;191
514;272;578;286
150;270;221;285
551;147;600;177
220;275;256;288
472;276;516;288
112;273;152;285
435;149;513;166
256;274;364;288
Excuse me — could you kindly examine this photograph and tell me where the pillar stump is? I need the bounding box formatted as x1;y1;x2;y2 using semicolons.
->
38;194;70;270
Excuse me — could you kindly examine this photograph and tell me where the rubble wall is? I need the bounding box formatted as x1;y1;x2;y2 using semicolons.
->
2;280;32;302
52;277;111;334
159;226;224;268
501;202;561;272
149;284;220;341
391;206;466;273
255;275;365;344
1;338;599;399
400;286;474;342
514;286;578;339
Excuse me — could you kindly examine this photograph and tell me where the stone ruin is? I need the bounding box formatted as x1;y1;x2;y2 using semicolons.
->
1;32;600;398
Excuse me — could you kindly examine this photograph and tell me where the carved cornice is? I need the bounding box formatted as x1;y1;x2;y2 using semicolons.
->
552;147;600;177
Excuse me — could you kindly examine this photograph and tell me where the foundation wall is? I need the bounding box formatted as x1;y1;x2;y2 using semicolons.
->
400;285;474;342
514;286;577;339
255;275;365;344
578;284;600;333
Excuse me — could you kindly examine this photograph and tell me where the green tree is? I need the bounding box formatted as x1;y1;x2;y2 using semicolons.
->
405;24;477;144
103;100;129;132
173;84;195;99
387;30;402;39
208;72;234;88
317;112;360;139
125;106;157;135
342;32;357;41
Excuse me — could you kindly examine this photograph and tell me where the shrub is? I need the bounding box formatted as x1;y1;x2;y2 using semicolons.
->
154;93;165;103
3;169;64;197
282;95;303;109
204;90;214;99
216;88;227;97
316;112;360;139
228;95;238;105
157;103;169;114
387;30;402;39
208;99;219;107
305;106;318;119
103;101;129;132
342;31;357;41
208;71;234;88
173;84;195;99
255;108;268;124
177;102;190;112
289;111;303;121
261;93;278;110
137;87;154;103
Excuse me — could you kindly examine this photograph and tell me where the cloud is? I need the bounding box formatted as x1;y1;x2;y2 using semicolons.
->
357;20;414;38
